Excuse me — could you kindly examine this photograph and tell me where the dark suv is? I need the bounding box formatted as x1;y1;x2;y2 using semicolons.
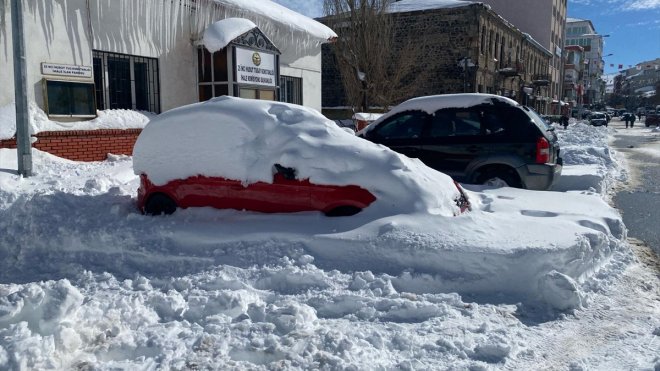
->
357;94;562;190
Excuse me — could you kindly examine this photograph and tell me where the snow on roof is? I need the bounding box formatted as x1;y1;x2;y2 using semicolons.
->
566;17;585;23
364;94;519;131
352;112;383;121
522;32;552;56
212;0;337;43
203;18;256;53
132;96;463;216
387;0;477;13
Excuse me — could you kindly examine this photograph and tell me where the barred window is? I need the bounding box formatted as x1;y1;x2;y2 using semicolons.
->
279;76;302;105
93;50;160;113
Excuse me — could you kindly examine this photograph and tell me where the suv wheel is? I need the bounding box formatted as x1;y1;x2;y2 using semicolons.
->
144;193;177;215
477;167;522;188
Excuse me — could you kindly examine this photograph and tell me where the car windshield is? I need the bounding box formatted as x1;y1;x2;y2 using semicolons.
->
592;113;605;119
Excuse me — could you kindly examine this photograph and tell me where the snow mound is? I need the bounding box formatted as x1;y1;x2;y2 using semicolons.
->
552;122;625;195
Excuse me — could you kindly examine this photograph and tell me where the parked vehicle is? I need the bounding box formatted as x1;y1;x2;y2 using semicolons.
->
644;105;660;127
357;93;563;190
137;171;377;217
133;96;470;216
589;112;608;127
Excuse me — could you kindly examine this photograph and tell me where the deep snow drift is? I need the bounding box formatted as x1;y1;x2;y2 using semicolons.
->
1;118;657;370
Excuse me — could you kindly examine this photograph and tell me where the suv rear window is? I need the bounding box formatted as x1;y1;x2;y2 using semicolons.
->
523;106;554;137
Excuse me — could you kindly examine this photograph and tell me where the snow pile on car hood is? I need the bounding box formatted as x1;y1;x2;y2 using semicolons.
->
133;96;462;216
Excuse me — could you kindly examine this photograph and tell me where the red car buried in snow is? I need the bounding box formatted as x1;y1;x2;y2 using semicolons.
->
132;97;470;217
137;164;377;216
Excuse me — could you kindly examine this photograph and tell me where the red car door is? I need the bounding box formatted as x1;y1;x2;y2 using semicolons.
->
225;173;311;213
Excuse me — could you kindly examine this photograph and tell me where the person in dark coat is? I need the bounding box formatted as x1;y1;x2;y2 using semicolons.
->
631;114;636;128
561;114;569;129
624;113;630;128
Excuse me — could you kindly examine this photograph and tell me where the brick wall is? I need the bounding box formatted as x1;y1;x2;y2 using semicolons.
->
0;129;142;161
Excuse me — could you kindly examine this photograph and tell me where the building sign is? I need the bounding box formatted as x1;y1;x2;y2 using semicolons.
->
235;47;276;87
41;63;92;78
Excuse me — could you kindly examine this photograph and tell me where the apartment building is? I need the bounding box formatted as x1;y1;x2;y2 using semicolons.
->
469;0;567;112
321;2;552;114
565;18;606;106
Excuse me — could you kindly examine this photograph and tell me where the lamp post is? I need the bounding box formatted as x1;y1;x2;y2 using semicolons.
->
11;0;32;177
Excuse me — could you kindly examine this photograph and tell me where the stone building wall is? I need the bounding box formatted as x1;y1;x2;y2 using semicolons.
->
321;3;553;113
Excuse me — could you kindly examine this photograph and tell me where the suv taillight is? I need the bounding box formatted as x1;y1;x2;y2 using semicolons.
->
536;137;550;164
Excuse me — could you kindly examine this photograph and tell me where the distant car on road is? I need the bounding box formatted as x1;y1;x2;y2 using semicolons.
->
357;93;563;190
133;97;470;216
644;105;660;127
589;112;608;127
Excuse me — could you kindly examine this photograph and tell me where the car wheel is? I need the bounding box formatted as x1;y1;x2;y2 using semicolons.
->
325;205;362;217
477;168;522;188
144;193;177;215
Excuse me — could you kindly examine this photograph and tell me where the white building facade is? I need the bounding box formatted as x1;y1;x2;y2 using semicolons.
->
0;0;336;118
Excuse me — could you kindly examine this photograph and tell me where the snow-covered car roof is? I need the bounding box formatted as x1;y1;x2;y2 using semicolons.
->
361;93;521;134
132;97;464;216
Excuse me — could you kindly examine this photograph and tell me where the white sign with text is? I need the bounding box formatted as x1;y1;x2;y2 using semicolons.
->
41;63;93;78
235;47;276;87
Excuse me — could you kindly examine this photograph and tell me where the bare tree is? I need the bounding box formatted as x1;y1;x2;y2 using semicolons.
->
322;0;430;112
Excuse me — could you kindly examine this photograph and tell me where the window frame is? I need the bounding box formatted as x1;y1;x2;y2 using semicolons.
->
43;79;97;118
93;50;161;113
197;47;230;102
279;75;303;105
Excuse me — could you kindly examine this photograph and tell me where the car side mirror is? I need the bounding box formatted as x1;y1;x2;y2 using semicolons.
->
274;164;297;180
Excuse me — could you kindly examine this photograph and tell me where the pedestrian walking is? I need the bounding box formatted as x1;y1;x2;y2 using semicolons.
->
561;114;569;129
624;114;630;128
631;114;636;128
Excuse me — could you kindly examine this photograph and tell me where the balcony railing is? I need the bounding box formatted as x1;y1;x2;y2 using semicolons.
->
532;74;550;86
497;61;525;77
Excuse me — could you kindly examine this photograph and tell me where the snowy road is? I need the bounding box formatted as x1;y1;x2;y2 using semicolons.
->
612;118;660;254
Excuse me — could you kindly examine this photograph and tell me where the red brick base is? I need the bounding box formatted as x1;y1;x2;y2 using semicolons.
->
0;129;142;162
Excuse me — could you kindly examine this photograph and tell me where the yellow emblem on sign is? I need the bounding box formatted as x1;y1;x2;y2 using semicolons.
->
252;52;262;66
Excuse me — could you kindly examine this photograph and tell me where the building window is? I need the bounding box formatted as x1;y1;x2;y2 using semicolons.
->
197;47;229;102
238;87;276;100
93;50;160;113
480;26;486;54
279;76;302;105
43;80;96;117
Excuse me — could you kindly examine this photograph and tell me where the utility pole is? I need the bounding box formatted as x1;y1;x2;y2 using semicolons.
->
11;0;32;177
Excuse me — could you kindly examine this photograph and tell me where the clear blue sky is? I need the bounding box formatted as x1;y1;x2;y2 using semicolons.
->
272;0;660;75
